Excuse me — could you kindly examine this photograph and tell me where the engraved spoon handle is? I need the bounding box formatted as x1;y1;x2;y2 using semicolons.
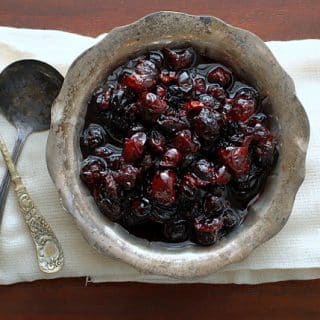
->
0;134;64;273
0;128;29;226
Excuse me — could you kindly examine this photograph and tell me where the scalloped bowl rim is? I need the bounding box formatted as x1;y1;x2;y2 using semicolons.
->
46;11;310;278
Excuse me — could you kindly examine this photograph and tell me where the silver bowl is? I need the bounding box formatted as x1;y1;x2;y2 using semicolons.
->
46;12;309;278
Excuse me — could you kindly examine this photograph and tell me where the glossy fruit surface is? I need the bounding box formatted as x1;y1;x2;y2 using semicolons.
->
80;47;278;245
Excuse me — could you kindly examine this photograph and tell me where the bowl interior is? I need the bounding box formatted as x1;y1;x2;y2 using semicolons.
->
49;12;308;276
74;39;282;250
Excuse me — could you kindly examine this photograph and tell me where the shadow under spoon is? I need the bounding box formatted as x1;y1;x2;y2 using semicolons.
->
0;60;63;227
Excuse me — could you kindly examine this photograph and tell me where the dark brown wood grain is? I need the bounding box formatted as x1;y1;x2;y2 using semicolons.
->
1;0;320;40
0;1;320;319
1;278;320;320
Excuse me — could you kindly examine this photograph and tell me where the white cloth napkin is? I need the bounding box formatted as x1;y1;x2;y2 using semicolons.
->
0;26;319;285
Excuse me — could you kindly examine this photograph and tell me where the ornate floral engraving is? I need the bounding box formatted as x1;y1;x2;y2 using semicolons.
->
0;135;64;273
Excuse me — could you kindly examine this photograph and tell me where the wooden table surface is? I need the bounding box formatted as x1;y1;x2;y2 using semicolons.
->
0;1;319;319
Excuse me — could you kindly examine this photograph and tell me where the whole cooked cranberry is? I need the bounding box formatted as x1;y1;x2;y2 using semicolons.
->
193;216;223;245
160;69;177;84
229;92;256;122
113;164;140;190
123;132;147;163
203;195;224;216
80;156;107;185
81;124;107;151
184;100;205;116
151;170;176;206
207;84;226;101
121;60;158;92
193;108;221;141
219;146;251;176
160;148;182;168
163;47;194;70
221;208;239;228
139;92;168;115
207;66;232;87
163;219;189;242
252;123;272;143
147;130;166;154
131;197;151;218
138;92;168;123
173;129;200;154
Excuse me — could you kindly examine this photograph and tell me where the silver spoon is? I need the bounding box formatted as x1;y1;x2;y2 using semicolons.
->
0;60;63;226
0;133;64;273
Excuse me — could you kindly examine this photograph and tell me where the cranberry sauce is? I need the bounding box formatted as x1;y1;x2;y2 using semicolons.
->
80;47;278;246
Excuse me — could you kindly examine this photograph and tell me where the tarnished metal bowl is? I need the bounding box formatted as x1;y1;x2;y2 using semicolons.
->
46;12;309;278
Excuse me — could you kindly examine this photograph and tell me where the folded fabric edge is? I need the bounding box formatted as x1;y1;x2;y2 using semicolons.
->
1;267;320;285
90;268;320;285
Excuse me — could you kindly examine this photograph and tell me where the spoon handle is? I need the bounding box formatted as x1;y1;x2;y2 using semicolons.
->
0;130;28;226
0;134;64;273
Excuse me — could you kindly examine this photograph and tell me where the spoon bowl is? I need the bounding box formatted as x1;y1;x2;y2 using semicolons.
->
0;59;63;132
0;59;63;226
